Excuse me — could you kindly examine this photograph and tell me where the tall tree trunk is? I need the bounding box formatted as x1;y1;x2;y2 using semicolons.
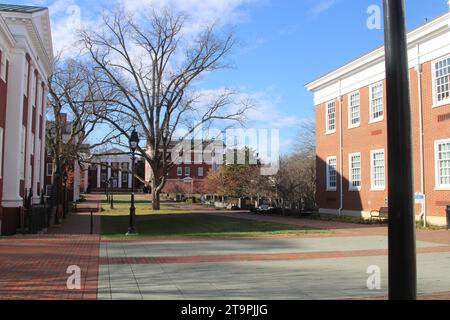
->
151;179;161;210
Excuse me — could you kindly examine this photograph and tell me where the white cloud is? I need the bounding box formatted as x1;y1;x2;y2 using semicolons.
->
311;0;337;15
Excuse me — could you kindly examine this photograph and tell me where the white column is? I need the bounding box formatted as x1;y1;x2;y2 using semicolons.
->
107;161;112;184
2;51;26;208
97;164;101;188
118;165;122;189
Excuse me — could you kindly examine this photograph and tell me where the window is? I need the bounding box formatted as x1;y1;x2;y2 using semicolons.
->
349;153;361;191
24;60;29;97
198;167;204;177
370;82;384;122
326;156;337;191
177;167;183;177
0;127;3;178
371;149;385;190
348;91;360;128
46;163;53;177
326;101;336;133
435;139;450;189
185;167;191;177
434;56;450;105
45;185;53;197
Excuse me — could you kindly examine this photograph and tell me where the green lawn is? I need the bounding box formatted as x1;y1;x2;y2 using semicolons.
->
100;195;327;240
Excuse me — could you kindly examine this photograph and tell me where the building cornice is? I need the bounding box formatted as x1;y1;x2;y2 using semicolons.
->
305;12;450;92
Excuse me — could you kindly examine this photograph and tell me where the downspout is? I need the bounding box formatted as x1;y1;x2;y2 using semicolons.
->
416;43;427;227
338;80;344;216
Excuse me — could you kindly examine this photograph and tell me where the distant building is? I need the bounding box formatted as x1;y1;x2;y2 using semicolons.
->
305;13;450;226
44;113;89;202
144;140;223;195
88;149;145;191
0;5;54;235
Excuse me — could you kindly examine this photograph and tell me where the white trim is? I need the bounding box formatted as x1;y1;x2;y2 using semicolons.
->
434;138;450;190
177;166;183;177
347;90;361;129
185;166;191;177
369;82;384;124
431;54;450;108
198;167;204;177
325;100;337;135
326;156;338;192
370;149;386;191
348;152;362;192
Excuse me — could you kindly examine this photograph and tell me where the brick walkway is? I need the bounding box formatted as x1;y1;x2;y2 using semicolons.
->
0;195;101;300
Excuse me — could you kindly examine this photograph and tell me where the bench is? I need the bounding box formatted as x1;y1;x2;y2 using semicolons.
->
370;207;389;222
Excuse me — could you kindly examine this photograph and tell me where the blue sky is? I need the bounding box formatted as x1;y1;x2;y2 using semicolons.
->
8;0;450;153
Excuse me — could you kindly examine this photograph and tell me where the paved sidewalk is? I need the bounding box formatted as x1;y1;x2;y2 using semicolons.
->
0;195;101;300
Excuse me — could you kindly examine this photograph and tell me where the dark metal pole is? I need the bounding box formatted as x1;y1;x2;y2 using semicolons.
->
90;211;94;235
383;0;417;300
127;152;137;235
110;178;114;210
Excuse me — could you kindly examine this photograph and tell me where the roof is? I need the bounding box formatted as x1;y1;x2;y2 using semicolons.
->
0;4;46;13
305;11;449;90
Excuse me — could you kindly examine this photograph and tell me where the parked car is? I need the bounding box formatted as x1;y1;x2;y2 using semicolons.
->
256;204;275;214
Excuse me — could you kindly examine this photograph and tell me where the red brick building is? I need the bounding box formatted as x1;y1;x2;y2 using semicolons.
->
0;5;53;235
145;140;221;195
306;13;450;226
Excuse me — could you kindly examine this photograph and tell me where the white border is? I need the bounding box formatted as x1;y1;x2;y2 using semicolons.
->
326;156;337;192
434;138;450;190
431;54;450;108
325;100;337;135
370;149;386;191
369;82;384;124
348;91;361;129
348;152;362;192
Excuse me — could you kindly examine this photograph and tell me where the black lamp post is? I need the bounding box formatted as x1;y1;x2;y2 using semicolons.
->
109;173;115;210
127;128;140;236
62;170;68;219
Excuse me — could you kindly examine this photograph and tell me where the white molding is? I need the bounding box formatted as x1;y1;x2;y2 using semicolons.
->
434;138;450;190
370;149;386;191
431;53;450;107
348;152;362;192
369;82;384;124
326;156;338;192
325;100;337;135
347;91;361;129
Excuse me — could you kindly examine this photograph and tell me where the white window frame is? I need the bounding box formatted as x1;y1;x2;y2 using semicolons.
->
432;54;450;108
325;100;336;134
369;82;384;123
185;167;191;177
198;167;204;177
435;138;450;190
46;163;53;177
177;167;183;177
348;91;361;129
0;127;3;179
371;149;386;191
326;156;337;192
24;60;29;97
349;152;362;191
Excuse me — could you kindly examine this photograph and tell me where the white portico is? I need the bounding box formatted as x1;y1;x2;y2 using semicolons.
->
92;149;133;189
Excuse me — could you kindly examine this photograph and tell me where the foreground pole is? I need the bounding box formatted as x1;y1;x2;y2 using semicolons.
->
383;0;417;300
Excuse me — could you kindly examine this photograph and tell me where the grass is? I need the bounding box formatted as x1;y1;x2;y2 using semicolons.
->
101;214;327;240
100;195;327;240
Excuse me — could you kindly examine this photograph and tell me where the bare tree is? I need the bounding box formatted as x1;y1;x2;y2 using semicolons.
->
47;57;118;206
79;7;251;209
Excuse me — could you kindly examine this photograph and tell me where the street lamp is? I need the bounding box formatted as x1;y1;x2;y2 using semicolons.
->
63;170;69;219
109;173;115;209
127;127;140;236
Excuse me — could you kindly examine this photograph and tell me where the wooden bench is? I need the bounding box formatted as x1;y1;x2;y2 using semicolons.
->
370;207;389;222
